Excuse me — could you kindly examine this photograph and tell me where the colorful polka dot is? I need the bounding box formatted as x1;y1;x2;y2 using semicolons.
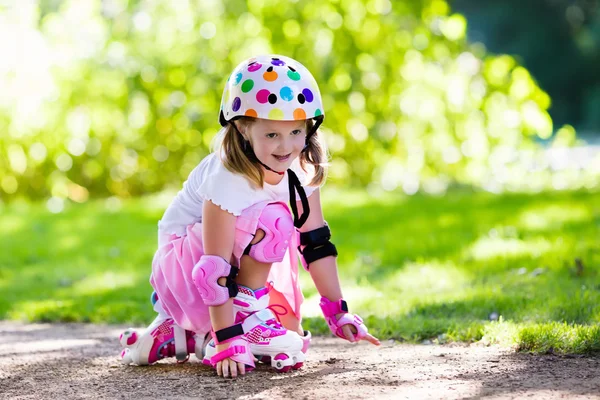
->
302;88;314;103
256;89;270;104
248;62;262;72
293;108;307;120
241;79;254;93
221;56;323;124
263;66;278;82
232;97;241;112
268;108;284;120
234;73;243;85
287;67;301;81
280;86;293;101
271;58;286;66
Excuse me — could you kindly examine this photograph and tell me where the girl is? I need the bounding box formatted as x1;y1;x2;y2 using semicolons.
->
119;55;380;378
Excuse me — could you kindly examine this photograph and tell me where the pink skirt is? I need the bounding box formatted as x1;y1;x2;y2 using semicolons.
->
150;201;304;334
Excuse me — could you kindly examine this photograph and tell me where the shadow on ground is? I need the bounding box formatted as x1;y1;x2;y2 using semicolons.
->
1;322;599;400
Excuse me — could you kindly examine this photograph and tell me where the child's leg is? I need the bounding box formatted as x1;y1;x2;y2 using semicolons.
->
267;287;302;335
235;227;271;288
268;287;311;356
203;226;305;371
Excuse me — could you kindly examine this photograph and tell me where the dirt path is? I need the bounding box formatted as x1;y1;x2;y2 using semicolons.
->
0;322;599;399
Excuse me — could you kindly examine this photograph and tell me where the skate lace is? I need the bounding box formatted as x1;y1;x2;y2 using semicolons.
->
263;304;288;329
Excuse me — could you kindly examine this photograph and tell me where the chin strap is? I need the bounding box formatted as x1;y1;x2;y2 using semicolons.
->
232;122;310;228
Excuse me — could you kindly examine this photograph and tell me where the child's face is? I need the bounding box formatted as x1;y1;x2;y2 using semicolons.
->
245;118;307;172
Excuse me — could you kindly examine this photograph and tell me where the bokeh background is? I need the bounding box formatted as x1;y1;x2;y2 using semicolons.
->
1;0;599;353
2;0;599;203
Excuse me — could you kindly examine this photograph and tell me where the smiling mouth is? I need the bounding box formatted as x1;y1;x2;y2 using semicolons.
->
273;153;291;162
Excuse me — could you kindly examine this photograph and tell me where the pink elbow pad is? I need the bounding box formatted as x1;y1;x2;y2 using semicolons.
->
245;203;294;263
192;255;239;306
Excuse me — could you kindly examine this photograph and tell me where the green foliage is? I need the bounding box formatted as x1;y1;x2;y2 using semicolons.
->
482;320;600;354
1;187;599;354
451;0;600;131
0;0;575;202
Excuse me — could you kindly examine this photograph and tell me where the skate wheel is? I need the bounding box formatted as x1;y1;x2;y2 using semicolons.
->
292;362;303;370
120;348;133;364
272;353;293;372
176;354;190;364
256;355;271;364
119;329;138;347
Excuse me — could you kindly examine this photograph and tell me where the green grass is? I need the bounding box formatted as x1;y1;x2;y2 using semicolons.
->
1;188;599;354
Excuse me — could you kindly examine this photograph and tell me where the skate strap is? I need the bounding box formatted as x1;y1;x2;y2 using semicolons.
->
173;325;188;362
213;324;244;344
239;308;281;332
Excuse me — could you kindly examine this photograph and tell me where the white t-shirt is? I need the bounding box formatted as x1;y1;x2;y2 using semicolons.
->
158;152;318;237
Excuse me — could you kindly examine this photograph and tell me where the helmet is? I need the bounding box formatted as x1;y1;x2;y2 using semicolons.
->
219;54;324;127
219;55;321;229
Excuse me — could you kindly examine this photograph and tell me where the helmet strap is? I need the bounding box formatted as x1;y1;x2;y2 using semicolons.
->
302;115;324;153
231;122;285;176
230;121;309;227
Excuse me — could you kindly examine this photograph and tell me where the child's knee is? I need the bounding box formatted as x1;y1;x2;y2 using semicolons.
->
243;203;293;263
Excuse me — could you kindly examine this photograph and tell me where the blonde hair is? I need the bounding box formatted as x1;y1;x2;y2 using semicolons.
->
215;117;328;188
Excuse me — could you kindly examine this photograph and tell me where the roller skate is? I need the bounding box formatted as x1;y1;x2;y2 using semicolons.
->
119;292;203;365
203;285;305;372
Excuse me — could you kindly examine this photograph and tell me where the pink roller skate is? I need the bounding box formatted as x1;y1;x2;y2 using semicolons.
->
119;315;201;366
204;285;305;372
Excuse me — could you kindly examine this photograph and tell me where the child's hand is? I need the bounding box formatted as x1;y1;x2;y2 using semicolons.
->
320;297;380;345
215;343;246;378
339;319;380;346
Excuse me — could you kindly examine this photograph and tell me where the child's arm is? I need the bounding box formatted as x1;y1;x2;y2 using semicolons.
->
200;199;247;377
297;189;380;346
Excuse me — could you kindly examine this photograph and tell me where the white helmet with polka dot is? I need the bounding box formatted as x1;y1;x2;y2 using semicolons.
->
219;54;324;135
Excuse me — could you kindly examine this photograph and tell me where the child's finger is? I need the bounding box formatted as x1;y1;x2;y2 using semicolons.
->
363;333;381;346
238;361;246;376
222;360;230;378
230;359;238;378
341;325;355;342
216;361;223;376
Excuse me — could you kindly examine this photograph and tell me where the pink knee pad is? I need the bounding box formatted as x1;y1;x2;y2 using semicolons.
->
192;255;239;306
245;203;294;263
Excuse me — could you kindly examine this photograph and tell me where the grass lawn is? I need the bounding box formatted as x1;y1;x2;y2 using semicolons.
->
1;188;599;354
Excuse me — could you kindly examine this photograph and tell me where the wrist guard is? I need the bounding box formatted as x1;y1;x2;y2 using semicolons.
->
319;296;369;342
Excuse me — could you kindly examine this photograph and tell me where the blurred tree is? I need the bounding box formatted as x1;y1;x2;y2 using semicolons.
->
1;0;593;203
450;0;600;133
